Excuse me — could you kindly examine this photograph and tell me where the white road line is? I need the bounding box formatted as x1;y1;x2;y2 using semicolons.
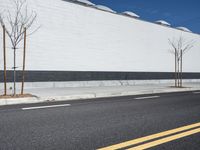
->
22;104;71;110
193;92;200;94
135;96;160;100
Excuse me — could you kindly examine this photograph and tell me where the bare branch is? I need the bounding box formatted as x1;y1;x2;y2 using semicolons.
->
27;25;41;37
0;0;39;49
169;36;194;58
168;39;177;54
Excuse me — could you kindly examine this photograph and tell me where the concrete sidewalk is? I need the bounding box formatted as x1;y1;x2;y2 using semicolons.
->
0;82;200;106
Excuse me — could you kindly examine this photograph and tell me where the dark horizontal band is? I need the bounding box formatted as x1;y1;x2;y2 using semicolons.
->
0;70;200;82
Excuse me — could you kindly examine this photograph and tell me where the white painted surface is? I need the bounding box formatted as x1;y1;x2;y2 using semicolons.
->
176;27;192;32
155;20;171;26
22;104;71;110
0;0;200;73
193;92;200;94
75;0;95;6
135;96;160;100
122;11;140;18
95;5;116;13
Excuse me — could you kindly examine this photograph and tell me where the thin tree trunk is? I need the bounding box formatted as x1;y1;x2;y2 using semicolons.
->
21;28;26;95
3;25;7;95
180;50;183;87
177;58;180;87
13;47;16;96
175;50;177;87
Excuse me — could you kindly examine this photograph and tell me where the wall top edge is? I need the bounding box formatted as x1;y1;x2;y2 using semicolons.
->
62;0;200;36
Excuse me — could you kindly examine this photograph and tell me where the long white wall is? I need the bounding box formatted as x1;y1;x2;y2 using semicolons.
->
0;0;200;72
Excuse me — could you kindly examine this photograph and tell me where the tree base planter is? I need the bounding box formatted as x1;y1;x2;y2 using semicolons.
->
169;86;188;89
0;94;35;99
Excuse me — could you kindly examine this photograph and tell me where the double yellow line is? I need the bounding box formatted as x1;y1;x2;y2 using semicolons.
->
98;122;200;150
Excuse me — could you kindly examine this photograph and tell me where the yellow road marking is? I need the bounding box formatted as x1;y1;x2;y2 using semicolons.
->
98;122;200;150
128;127;200;150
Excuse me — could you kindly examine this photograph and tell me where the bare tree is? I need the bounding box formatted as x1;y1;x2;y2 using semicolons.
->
0;0;39;95
169;36;194;87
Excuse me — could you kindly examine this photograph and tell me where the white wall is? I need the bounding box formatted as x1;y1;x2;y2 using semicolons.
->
0;0;200;72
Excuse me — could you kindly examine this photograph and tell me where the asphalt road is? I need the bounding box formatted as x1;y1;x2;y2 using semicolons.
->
0;91;200;150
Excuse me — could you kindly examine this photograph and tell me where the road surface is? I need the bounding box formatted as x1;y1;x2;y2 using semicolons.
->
0;91;200;150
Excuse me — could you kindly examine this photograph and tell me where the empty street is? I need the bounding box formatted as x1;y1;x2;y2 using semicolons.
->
0;91;200;150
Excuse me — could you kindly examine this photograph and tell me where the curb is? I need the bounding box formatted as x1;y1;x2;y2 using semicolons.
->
0;87;200;106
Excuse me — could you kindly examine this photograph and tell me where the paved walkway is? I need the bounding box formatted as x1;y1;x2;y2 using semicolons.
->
0;82;200;106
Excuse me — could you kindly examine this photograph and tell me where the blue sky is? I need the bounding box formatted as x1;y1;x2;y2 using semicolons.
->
91;0;200;34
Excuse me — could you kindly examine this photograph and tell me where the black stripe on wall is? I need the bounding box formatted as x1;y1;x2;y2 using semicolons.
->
0;71;200;82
